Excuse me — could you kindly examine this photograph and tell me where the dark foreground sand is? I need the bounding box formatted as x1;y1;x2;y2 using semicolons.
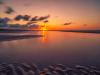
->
0;63;100;75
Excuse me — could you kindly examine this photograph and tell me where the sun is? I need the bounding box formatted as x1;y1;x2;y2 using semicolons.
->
41;27;48;31
43;27;47;31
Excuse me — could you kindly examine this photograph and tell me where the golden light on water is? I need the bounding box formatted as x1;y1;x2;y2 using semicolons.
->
42;27;47;31
41;26;48;43
40;25;48;31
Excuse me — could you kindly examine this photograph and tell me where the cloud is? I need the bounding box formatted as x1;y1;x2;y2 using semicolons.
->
0;0;15;14
0;1;15;14
0;0;3;5
31;15;50;22
44;20;49;23
14;15;23;21
14;15;51;24
23;15;31;21
31;16;38;21
0;17;11;24
5;6;15;14
14;15;31;21
30;15;50;23
38;15;50;21
64;22;72;25
27;21;37;25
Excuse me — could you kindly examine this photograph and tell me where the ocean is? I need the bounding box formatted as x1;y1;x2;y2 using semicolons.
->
0;31;100;67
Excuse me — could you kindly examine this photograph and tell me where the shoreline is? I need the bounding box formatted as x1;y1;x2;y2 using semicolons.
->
0;28;100;34
58;30;100;34
0;35;42;41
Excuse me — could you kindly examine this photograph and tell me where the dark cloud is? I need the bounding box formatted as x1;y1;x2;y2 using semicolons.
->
64;22;72;25
0;18;4;23
30;15;50;22
38;15;50;21
27;21;37;25
0;1;3;5
0;17;11;24
31;16;38;21
5;6;15;14
27;22;33;25
23;15;31;21
44;20;49;23
14;15;31;21
31;15;50;21
14;15;51;24
14;15;23;21
0;1;15;14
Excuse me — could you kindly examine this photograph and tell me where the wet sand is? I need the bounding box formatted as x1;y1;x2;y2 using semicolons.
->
0;63;100;75
0;35;42;41
0;28;32;33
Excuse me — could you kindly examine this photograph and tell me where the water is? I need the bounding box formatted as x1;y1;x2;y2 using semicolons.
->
0;31;100;66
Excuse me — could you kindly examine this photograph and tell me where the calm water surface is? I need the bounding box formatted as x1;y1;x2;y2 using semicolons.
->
0;31;100;66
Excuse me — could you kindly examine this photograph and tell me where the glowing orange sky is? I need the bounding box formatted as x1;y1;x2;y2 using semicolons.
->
0;0;100;30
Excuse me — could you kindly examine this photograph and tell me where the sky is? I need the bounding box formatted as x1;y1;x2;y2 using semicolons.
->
0;0;100;30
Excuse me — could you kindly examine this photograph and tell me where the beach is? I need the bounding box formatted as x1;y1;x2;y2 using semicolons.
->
0;30;100;75
0;63;100;75
0;0;100;74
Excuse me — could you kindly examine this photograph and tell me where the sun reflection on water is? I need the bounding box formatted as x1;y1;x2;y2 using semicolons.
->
41;27;47;43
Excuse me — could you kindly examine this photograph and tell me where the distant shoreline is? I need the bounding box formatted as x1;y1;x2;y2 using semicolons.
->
0;28;100;34
47;30;100;34
58;30;100;34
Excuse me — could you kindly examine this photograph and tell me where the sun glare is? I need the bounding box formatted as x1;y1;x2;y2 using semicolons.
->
41;27;48;31
41;27;47;43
